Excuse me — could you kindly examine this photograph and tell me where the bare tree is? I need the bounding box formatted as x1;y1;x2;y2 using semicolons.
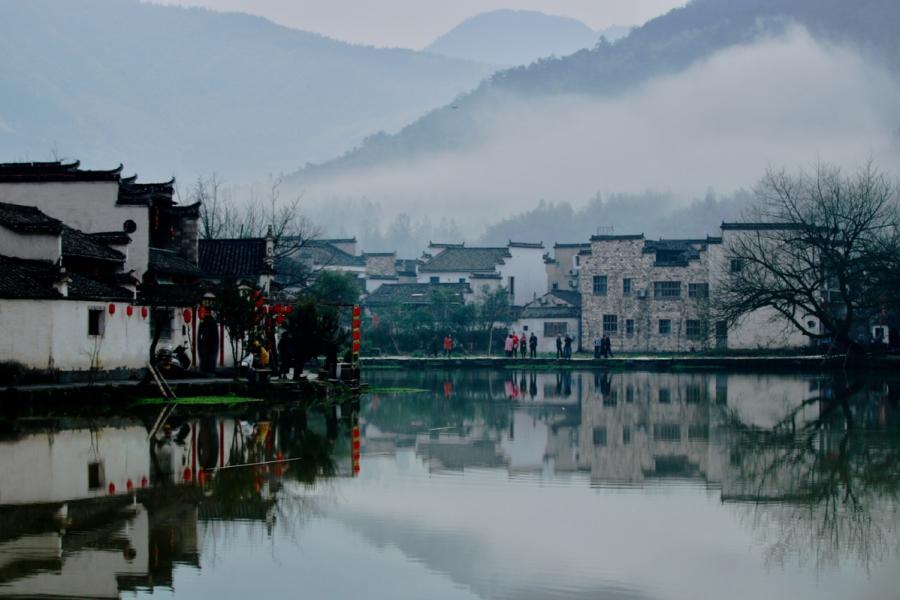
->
714;162;900;355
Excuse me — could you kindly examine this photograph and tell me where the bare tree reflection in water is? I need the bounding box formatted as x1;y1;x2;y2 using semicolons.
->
721;377;900;571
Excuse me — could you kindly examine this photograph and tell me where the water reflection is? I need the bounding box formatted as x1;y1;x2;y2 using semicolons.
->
0;406;344;598
0;370;898;599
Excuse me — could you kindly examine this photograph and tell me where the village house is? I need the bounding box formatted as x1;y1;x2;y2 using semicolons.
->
417;241;545;305
0;161;202;372
512;289;581;353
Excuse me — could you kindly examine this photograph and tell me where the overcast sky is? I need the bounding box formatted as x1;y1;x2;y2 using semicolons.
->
151;0;687;49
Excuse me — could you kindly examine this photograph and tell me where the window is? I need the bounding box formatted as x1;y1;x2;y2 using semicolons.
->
623;426;631;445
603;314;618;334
688;283;709;298
508;276;515;298
574;255;581;267
552;282;559;290
625;319;634;337
688;425;709;440
685;384;706;404
592;275;607;296
88;462;104;490
626;386;634;403
653;424;681;442
88;308;105;336
653;281;681;299
592;427;607;447
150;309;173;341
686;320;706;339
623;278;632;295
458;278;466;283
658;388;671;403
730;258;743;273
715;374;728;405
603;388;617;407
430;276;440;283
544;322;568;337
715;321;728;339
659;319;672;335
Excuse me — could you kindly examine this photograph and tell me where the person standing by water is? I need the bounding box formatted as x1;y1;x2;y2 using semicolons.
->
529;332;538;358
602;333;614;358
443;334;454;358
593;335;602;359
504;333;514;357
511;332;519;356
563;334;573;359
556;334;563;359
520;333;528;358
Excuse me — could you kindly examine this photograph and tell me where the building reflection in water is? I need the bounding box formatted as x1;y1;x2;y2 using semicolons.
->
0;405;345;598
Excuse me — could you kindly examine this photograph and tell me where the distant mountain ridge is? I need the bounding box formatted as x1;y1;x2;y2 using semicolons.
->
0;0;495;180
424;10;630;67
292;0;900;182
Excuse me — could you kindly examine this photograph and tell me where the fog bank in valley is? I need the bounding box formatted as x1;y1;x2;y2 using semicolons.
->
299;28;900;248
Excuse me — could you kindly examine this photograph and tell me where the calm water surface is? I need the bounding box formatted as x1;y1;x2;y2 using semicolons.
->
1;369;898;599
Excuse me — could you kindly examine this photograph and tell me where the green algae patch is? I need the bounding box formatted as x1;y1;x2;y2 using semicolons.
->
134;394;262;406
366;387;429;394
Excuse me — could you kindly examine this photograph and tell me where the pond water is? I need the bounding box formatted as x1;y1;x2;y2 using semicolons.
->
1;368;898;600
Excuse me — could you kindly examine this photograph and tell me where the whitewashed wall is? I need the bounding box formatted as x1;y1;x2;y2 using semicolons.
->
512;317;579;353
0;228;60;261
0;299;151;370
0;182;149;278
499;246;546;306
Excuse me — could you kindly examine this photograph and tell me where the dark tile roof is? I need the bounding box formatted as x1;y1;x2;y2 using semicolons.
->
364;282;471;307
0;202;63;235
363;252;395;257
590;234;644;241
643;239;707;266
419;247;510;273
89;231;132;245
470;272;502;279
63;227;125;262
67;273;134;301
199;239;271;278
149;248;201;276
428;242;465;249
0;161;122;183
553;242;591;249
296;241;365;268
320;237;356;244
508;241;544;249
0;256;61;299
117;177;176;207
549;289;581;306
720;222;802;231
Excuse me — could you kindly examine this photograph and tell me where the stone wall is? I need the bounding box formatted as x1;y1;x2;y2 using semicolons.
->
365;253;396;277
580;237;714;353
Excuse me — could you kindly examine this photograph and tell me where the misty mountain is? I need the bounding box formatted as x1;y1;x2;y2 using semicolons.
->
424;10;629;67
0;0;495;181
293;0;900;183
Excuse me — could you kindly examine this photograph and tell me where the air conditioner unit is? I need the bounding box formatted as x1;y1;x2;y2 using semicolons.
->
636;289;648;299
568;269;579;276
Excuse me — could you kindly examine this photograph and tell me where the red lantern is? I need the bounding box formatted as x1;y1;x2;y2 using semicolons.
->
140;476;148;489
126;305;134;317
108;303;116;315
141;306;148;319
108;482;116;495
276;315;285;325
285;305;293;315
197;306;207;320
126;478;134;491
183;468;192;482
182;308;192;324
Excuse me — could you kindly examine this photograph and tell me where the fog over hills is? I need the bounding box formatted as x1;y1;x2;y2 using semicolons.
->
425;10;630;67
0;0;495;181
293;0;900;243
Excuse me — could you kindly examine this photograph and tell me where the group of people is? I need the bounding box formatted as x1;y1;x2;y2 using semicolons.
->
593;333;614;358
555;334;575;359
505;331;538;358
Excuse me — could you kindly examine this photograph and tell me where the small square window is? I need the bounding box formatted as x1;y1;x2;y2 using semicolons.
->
730;259;743;273
626;319;634;337
659;319;672;335
659;388;671;403
430;276;440;283
686;320;706;339
592;276;607;296
688;283;709;298
592;427;607;447
623;278;632;295
653;281;681;299
459;278;466;283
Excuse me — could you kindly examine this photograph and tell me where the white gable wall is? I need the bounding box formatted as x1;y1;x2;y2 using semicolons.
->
500;246;546;306
0;182;149;278
0;228;61;262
